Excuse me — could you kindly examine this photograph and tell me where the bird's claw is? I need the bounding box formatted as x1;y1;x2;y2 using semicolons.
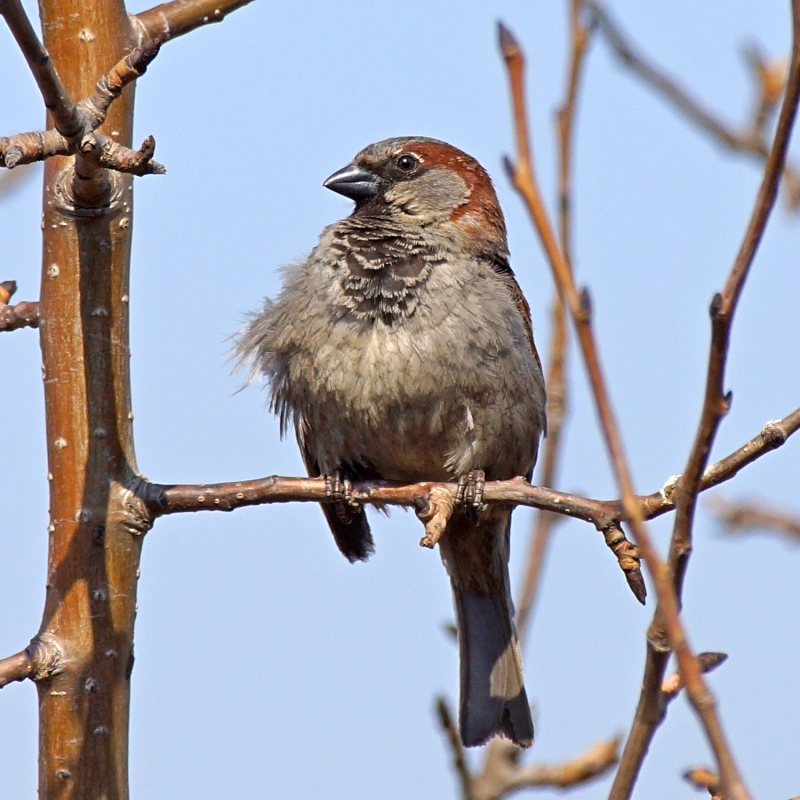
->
324;470;361;523
456;470;487;520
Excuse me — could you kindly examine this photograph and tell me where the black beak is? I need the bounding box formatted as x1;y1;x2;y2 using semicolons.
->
323;162;380;201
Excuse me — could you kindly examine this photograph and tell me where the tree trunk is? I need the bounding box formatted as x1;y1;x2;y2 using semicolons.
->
36;1;150;796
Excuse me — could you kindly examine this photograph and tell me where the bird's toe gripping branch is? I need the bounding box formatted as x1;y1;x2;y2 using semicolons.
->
414;487;456;549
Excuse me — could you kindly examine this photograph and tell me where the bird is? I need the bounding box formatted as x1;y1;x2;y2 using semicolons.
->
236;137;546;748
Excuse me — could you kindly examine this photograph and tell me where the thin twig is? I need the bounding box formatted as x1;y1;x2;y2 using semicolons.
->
0;0;83;140
0;280;39;331
708;496;800;542
588;1;800;209
0;650;35;688
137;405;800;535
471;736;620;800
134;0;255;43
662;653;728;707
497;22;751;800
436;697;474;800
684;766;724;799
611;4;800;797
0;30;165;177
516;0;593;640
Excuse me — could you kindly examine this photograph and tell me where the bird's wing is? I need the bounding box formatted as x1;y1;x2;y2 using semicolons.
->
491;256;547;441
298;418;375;563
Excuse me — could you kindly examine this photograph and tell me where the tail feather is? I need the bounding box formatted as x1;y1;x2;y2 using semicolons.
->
442;512;533;748
320;501;374;563
455;588;533;747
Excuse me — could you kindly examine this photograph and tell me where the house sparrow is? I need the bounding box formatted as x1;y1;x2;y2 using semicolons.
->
236;137;546;748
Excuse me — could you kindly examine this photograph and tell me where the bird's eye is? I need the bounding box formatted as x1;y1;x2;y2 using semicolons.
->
396;154;419;173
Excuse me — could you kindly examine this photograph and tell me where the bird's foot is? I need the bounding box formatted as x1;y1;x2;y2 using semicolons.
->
456;469;487;521
324;470;361;524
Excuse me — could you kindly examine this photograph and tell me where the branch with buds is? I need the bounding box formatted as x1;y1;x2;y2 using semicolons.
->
0;281;39;332
435;696;619;800
0;0;164;183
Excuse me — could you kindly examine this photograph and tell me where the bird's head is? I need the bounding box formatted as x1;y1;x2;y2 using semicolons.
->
324;137;507;255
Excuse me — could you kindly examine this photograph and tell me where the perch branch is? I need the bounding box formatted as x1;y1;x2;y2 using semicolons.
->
498;21;750;800
587;1;800;209
135;0;255;43
0;280;39;331
139;406;800;535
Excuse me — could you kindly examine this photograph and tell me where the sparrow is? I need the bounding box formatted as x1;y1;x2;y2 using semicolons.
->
236;137;546;748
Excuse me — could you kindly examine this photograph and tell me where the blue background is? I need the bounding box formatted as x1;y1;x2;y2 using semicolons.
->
1;1;798;797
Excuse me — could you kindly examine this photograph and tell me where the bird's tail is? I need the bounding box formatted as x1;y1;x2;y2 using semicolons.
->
441;512;533;748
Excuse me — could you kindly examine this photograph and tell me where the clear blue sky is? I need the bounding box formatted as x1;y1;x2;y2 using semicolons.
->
1;1;798;798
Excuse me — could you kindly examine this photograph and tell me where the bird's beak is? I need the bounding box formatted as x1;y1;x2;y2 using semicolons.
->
323;162;380;201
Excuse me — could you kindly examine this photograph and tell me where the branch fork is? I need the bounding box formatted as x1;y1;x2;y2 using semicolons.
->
0;0;165;188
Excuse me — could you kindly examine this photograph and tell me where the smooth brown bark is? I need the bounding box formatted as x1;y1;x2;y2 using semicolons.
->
35;1;151;797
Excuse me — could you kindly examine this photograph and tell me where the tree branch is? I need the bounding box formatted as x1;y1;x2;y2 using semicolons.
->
0;0;83;140
134;0;255;43
611;4;800;796
498;21;752;800
0;280;39;331
0;650;35;688
587;1;800;209
0;636;62;689
138;406;800;546
0;24;165;178
515;0;598;641
472;735;619;800
708;496;800;542
684;766;724;799
436;697;474;800
435;697;618;800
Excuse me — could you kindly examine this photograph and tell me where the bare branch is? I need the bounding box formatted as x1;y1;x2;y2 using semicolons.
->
662;653;729;705
0;280;39;331
684;766;724;799
139;405;800;548
0;37;165;178
498;21;752;800
708;496;800;542
0;0;83;139
134;0;255;43
0;650;35;688
0;636;62;689
611;5;800;796
436;697;474;800
516;0;594;641
471;736;620;800
588;1;800;209
79;39;162;129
